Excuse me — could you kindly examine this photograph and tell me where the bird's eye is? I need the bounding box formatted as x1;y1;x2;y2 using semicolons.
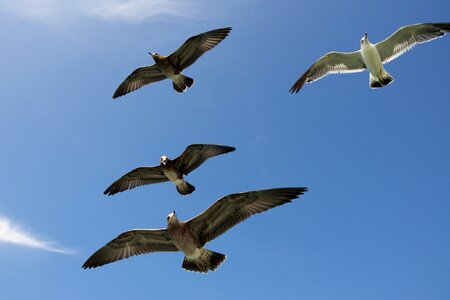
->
167;216;170;221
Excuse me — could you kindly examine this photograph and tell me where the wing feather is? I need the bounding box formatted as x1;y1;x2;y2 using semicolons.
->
290;51;366;93
82;229;178;269
113;65;166;99
104;166;168;196
173;144;235;175
168;27;231;70
376;23;450;64
186;188;308;245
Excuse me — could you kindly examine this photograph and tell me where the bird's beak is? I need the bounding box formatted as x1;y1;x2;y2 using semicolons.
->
148;52;152;56
364;33;367;38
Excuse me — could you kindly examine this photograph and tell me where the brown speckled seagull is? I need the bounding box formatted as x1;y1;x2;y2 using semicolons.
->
82;187;308;273
290;22;450;93
104;144;235;196
113;27;232;98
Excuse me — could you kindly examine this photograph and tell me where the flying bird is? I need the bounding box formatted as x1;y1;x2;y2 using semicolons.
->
290;22;450;93
112;27;232;98
83;187;308;273
104;144;235;196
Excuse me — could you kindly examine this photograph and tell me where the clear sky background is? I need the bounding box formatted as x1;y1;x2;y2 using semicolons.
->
0;0;449;299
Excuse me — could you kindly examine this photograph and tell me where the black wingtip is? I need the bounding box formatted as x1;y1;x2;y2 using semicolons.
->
225;145;236;153
112;91;122;99
81;259;94;269
290;68;310;94
296;187;309;196
82;261;101;270
289;78;305;94
433;22;450;32
268;187;309;200
103;186;117;196
217;145;236;156
219;26;232;33
208;27;232;38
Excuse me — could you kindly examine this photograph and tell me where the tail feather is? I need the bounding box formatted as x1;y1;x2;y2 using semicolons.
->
184;76;194;88
173;81;185;93
176;180;195;195
172;75;195;93
182;249;226;273
370;71;394;89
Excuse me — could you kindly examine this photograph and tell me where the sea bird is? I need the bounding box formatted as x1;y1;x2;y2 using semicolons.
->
83;187;308;273
290;23;450;93
104;144;235;196
113;27;232;98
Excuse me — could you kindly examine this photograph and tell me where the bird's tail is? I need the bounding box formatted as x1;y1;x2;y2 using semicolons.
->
182;248;226;273
172;75;195;93
370;71;394;89
176;180;195;195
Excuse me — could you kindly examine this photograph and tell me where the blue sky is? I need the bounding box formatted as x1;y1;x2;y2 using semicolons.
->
0;0;449;299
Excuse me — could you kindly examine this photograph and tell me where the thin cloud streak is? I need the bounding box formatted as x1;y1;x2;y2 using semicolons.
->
0;0;200;24
85;0;198;23
0;217;74;254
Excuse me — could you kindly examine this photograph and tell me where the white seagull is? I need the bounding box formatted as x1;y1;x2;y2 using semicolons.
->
290;22;449;93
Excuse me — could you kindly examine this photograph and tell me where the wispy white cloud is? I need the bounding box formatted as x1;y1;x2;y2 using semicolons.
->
0;0;200;24
84;0;198;23
0;217;74;254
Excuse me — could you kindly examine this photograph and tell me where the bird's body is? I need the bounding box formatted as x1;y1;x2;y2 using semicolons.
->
103;144;235;196
166;215;199;257
159;156;181;182
150;54;178;80
360;39;383;75
160;155;195;195
149;54;172;74
83;188;308;273
149;53;193;93
165;213;221;272
360;33;394;88
290;22;449;93
113;27;231;98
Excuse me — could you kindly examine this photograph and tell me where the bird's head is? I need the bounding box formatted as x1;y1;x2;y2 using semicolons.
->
360;33;368;46
160;155;169;166
149;52;160;62
166;211;178;224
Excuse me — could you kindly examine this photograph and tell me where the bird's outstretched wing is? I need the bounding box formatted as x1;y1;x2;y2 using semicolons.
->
290;51;366;93
168;27;232;70
376;22;450;64
104;166;168;196
173;144;235;176
113;66;167;99
186;187;308;245
82;229;178;269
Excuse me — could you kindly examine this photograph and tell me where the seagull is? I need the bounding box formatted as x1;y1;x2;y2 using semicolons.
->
113;27;232;98
290;22;450;93
82;187;308;273
104;144;235;196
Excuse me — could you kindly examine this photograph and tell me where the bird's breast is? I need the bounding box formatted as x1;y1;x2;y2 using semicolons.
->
161;164;183;182
168;225;200;257
361;44;383;75
156;59;179;78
